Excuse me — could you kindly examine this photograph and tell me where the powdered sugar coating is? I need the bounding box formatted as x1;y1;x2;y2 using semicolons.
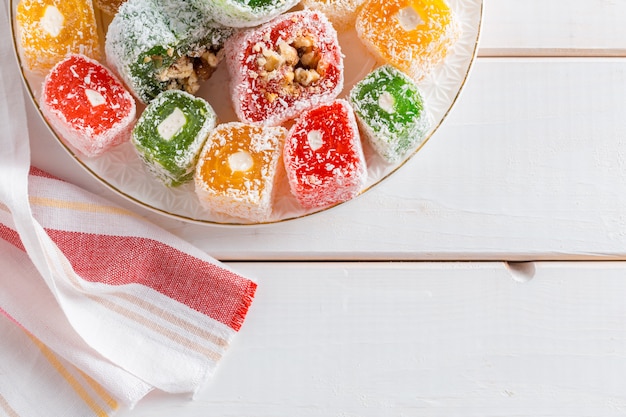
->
283;99;367;209
301;0;367;31
40;54;136;158
194;122;286;222
349;65;432;163
16;0;101;74
132;90;217;187
225;10;344;126
105;0;233;103
356;0;461;82
191;0;300;28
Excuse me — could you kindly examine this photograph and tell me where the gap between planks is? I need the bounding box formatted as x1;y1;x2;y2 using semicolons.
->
478;48;626;58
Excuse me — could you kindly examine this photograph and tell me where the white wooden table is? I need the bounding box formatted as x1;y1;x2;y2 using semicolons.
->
20;0;626;415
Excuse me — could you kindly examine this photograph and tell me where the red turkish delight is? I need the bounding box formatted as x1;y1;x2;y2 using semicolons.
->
225;10;344;126
283;99;367;209
41;54;136;158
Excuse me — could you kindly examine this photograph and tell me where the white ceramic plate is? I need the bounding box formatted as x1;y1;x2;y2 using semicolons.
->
11;0;483;225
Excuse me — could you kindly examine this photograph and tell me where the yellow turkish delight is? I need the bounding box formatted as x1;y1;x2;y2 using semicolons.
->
16;0;100;74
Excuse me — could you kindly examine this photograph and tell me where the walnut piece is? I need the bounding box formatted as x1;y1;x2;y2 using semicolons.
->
260;48;285;72
278;41;299;66
157;56;194;82
256;34;324;91
155;49;221;95
294;67;320;86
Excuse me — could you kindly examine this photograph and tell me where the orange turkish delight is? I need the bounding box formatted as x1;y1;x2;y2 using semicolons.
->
356;0;460;81
194;122;286;222
16;0;100;74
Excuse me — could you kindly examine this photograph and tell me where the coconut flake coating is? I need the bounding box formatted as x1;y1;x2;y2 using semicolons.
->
132;90;217;187
301;0;367;31
356;0;461;81
194;122;286;222
283;99;367;209
349;65;431;163
105;0;234;103
191;0;300;28
225;10;344;126
41;54;136;158
16;0;101;74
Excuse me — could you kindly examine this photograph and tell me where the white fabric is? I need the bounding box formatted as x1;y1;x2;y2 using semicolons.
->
0;1;257;415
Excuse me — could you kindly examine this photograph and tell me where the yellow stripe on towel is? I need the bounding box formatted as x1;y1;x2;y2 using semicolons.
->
0;393;20;417
29;196;141;219
78;369;119;412
27;334;112;417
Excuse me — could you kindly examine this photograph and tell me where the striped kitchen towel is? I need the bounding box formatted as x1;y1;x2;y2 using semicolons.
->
0;167;258;416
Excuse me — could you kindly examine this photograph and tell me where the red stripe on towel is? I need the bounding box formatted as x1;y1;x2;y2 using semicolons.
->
47;229;256;332
29;167;62;180
0;223;255;331
0;224;24;251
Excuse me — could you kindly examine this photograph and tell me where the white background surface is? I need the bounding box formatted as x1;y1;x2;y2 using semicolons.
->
17;0;626;415
123;262;626;416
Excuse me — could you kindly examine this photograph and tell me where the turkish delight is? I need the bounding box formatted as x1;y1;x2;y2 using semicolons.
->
356;0;461;81
283;99;367;209
349;65;431;163
192;0;300;28
40;55;136;158
16;0;100;74
226;10;344;126
105;0;233;103
194;122;286;222
132;90;216;186
301;0;366;31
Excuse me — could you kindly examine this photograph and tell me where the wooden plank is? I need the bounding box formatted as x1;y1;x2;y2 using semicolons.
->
116;261;626;417
28;58;626;260
479;0;626;55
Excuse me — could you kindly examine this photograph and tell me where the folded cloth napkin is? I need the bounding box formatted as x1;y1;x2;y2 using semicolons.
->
0;2;257;416
0;168;258;415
